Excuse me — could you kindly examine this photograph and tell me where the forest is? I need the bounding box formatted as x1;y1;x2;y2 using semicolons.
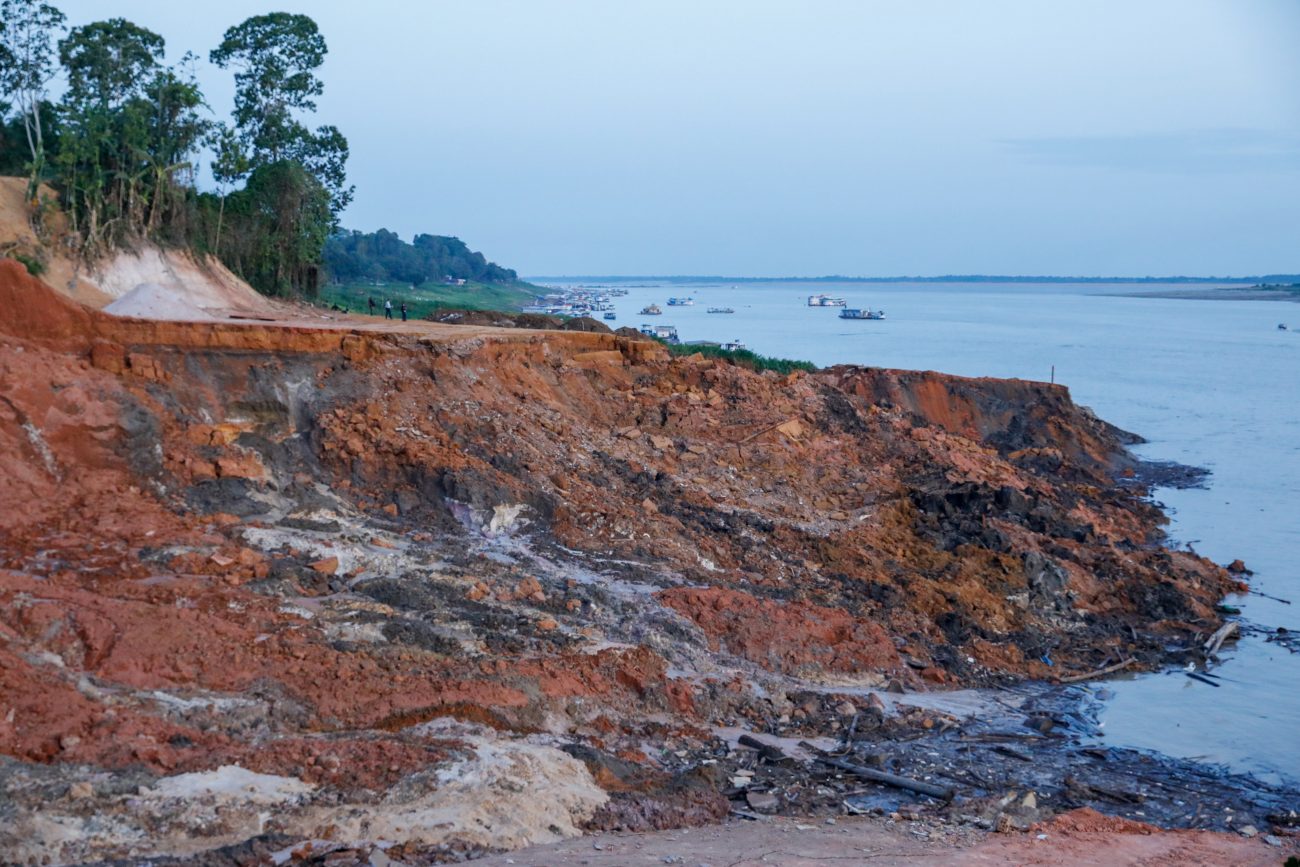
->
324;228;519;286
0;2;347;297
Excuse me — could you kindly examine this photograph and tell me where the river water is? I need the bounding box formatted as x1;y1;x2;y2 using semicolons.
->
539;279;1300;784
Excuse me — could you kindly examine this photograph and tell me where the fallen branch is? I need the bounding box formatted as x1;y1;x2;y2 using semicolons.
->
1186;671;1221;687
1057;657;1137;684
1204;621;1239;656
799;741;954;802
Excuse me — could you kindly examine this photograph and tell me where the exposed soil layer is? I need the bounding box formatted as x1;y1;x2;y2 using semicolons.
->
0;259;1281;865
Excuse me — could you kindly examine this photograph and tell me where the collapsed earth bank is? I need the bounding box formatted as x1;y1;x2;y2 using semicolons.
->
0;260;1253;864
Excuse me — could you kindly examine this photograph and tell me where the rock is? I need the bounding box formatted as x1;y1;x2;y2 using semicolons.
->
776;418;805;441
1021;792;1037;809
1263;835;1283;847
650;434;674;451
68;781;93;800
746;791;779;812
60;734;81;751
309;556;339;575
537;618;559;631
835;701;857;717
1226;559;1253;575
1237;825;1257;838
641;498;659;514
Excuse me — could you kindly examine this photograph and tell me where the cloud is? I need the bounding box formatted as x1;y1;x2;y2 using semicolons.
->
1001;128;1300;173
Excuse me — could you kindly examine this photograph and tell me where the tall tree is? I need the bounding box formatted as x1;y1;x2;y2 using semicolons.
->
0;0;66;197
209;13;351;220
59;17;163;110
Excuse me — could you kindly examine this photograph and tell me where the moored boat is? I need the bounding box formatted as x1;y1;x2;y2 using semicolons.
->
839;308;885;320
808;294;847;307
667;297;694;306
707;307;735;314
639;304;663;315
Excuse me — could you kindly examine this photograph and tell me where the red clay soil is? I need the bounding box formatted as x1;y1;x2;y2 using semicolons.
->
0;259;1259;862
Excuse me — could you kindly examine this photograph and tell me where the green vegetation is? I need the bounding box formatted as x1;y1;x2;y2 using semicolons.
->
0;4;354;297
316;279;535;319
666;341;817;374
325;228;520;286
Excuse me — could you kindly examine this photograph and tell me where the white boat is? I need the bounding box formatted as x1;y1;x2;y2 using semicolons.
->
667;297;694;306
808;293;847;307
639;304;662;315
721;339;746;351
640;324;679;343
707;307;735;314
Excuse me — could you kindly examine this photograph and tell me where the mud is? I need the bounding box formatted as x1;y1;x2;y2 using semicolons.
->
0;259;1288;865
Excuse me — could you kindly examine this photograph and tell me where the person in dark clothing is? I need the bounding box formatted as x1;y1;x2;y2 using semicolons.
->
400;302;408;322
368;297;376;315
384;299;393;319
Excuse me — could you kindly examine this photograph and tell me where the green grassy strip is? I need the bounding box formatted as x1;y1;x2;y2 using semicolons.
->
315;280;537;318
666;341;817;374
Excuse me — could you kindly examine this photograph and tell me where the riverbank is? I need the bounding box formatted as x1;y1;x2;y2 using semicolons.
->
1;261;1294;864
1106;285;1300;302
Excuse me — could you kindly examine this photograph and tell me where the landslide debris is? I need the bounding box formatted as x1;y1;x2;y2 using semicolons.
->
0;260;1269;865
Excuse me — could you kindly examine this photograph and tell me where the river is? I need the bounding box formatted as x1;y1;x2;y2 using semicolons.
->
538;278;1300;785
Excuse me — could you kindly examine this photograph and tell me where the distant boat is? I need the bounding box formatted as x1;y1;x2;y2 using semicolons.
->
707;307;735;314
808;294;847;307
840;308;886;320
603;311;617;320
640;324;679;343
721;339;746;351
667;297;694;306
640;304;662;315
1280;323;1289;331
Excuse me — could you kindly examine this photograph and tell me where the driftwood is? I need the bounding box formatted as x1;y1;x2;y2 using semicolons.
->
737;733;791;762
799;741;955;801
1186;671;1221;687
1057;657;1136;684
1204;621;1239;656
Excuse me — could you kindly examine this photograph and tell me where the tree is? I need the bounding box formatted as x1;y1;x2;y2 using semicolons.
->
208;121;248;253
209;13;325;165
210;13;352;221
59;17;162;111
0;0;66;196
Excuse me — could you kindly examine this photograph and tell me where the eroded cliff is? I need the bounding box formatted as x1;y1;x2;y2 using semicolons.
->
0;260;1245;863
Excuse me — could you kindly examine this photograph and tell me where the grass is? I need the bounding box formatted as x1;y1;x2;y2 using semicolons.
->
666;341;817;374
316;279;538;319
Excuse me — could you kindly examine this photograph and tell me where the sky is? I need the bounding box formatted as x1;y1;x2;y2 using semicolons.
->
54;0;1300;277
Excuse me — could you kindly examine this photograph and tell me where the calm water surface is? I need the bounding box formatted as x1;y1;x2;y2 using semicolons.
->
543;280;1300;783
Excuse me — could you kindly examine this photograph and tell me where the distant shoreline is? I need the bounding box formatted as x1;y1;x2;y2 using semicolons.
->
529;274;1300;285
1104;286;1300;302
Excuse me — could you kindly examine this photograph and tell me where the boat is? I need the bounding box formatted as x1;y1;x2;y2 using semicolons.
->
808;294;847;307
721;339;746;351
707;307;735;314
1279;323;1289;331
603;311;617;320
666;297;694;306
639;324;679;343
639;304;662;315
839;308;886;320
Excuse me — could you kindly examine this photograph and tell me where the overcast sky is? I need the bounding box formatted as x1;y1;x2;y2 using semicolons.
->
55;1;1300;276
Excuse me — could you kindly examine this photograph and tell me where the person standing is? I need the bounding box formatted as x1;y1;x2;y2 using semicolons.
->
368;296;376;316
400;302;408;322
384;299;393;320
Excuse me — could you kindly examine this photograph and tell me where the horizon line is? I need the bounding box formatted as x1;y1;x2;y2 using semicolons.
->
525;273;1299;284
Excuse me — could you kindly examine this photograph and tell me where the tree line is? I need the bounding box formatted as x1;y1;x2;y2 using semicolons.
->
0;1;351;296
325;228;520;287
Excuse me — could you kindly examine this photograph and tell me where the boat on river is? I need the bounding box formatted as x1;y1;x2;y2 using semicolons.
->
667;297;694;306
603;311;617;320
721;339;746;351
639;304;662;315
808;294;847;307
840;308;885;320
707;307;735;314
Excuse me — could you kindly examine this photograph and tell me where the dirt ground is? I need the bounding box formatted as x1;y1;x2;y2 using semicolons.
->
465;811;1290;866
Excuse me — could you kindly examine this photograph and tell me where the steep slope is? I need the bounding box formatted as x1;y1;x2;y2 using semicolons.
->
0;259;1251;863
